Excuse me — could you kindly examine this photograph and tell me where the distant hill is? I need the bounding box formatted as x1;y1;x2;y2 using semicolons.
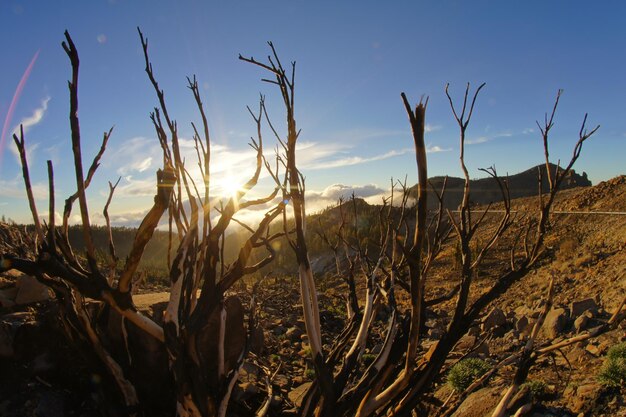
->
411;163;591;210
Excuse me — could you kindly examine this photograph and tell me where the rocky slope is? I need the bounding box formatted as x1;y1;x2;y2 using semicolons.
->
0;176;624;417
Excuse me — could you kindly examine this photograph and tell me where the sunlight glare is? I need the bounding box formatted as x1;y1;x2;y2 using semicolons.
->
218;175;242;199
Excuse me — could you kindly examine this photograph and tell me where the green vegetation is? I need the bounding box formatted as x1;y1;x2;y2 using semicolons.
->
522;379;549;400
598;341;626;388
361;353;377;366
447;358;491;392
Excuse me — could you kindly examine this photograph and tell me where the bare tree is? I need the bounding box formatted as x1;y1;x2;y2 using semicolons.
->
1;30;287;417
2;30;621;417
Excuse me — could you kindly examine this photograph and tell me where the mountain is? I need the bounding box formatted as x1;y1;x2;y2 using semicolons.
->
411;163;591;210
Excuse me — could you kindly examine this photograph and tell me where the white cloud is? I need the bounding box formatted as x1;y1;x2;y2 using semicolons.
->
466;136;490;145
308;148;413;170
8;97;50;165
466;131;513;145
305;183;386;213
427;145;451;153
12;96;50;137
425;124;442;133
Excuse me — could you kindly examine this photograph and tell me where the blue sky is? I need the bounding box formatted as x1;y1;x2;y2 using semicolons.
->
1;1;625;225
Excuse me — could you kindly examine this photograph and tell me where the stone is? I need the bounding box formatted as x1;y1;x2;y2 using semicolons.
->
481;308;507;331
238;382;259;400
569;383;604;414
288;382;312;408
0;286;17;307
570;298;598;317
468;326;481;337
428;327;445;340
515;315;530;333
455;335;477;352
273;374;290;388
541;308;568;339
574;313;591;333
585;343;601;356
451;386;502;417
272;325;287;336
249;326;264;354
0;292;15;308
285;326;303;342
15;275;51;305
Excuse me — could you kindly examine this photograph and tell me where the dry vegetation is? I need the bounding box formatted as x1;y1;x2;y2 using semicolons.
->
0;30;625;417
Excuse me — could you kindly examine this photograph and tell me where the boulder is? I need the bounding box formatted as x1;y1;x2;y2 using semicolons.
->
285;326;303;342
0;311;38;358
541;308;568;339
0;286;18;308
568;383;604;414
574;311;593;333
570;298;598;317
288;382;312;408
15;275;51;305
515;315;530;333
451;386;502;417
481;308;507;332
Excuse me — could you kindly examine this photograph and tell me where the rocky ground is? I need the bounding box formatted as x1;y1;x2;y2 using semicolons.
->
1;176;625;416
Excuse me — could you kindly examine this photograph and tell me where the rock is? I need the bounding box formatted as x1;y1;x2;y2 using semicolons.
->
15;275;51;305
273;374;290;388
482;308;507;331
238;382;260;400
541;308;568;339
288;382;312;408
270;395;282;408
515;316;530;333
455;335;477;352
273;325;287;336
249;326;264;354
195;296;246;388
574;311;593;333
468;326;481;337
569;383;604;414
428;327;445;340
454;335;489;357
585;343;602;356
451;386;502;417
0;311;38;358
570;298;598;317
0;287;17;308
285;326;303;342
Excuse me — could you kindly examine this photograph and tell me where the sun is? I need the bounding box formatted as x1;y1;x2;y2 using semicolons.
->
219;176;242;199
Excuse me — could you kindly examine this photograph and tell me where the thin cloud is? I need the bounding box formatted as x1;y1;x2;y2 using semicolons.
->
12;96;50;136
466;131;513;145
425;124;442;133
0;176;48;200
309;148;413;170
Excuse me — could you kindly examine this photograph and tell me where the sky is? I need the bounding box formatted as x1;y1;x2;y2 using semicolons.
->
1;1;625;226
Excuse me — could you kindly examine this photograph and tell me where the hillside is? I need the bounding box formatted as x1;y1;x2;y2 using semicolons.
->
0;176;624;417
411;163;591;210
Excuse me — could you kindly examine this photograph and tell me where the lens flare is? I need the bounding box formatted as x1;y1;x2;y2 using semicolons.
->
0;49;40;171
